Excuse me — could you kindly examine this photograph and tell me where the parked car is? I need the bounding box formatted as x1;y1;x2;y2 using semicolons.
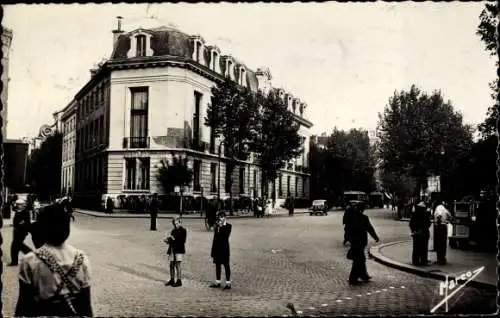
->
310;199;328;216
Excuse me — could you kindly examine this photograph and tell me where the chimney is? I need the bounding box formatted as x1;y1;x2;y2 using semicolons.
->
112;16;124;49
90;68;98;77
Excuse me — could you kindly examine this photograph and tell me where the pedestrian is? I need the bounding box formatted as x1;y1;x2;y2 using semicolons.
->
164;216;187;287
14;202;93;317
343;202;355;246
433;201;452;265
346;202;379;285
209;212;232;290
149;193;159;231
9;203;32;266
409;201;431;266
106;196;114;214
288;196;295;216
264;199;273;217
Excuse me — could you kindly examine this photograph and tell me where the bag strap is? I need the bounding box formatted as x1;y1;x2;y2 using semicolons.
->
34;247;85;314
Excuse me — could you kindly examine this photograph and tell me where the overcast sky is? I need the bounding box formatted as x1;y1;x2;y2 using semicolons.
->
3;2;496;139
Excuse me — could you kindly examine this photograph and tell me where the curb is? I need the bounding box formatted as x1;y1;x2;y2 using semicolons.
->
368;241;497;293
74;209;310;220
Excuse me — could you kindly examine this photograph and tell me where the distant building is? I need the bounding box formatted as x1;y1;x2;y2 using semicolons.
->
3;139;29;195
58;100;77;196
55;18;313;207
1;27;13;139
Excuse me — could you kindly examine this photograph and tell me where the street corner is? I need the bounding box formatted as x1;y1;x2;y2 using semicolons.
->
369;240;439;278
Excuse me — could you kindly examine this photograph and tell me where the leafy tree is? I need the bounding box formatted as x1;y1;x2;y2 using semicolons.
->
156;156;193;194
309;129;376;204
476;2;498;137
205;79;259;195
377;85;474;199
26;132;63;200
252;89;303;197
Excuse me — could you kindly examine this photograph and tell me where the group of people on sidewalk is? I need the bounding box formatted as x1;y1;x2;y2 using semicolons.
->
409;200;452;266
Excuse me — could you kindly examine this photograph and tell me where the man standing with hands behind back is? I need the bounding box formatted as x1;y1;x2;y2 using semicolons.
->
210;212;232;290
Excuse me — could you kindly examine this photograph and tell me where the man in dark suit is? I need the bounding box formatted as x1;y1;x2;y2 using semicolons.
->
9;204;32;266
409;201;431;265
209;212;232;290
288;196;295;216
149;194;159;231
346;202;379;285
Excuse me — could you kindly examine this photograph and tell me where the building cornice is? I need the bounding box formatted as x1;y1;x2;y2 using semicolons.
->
106;56;313;128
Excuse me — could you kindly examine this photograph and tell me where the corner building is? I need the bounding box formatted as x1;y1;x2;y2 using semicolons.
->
71;21;313;207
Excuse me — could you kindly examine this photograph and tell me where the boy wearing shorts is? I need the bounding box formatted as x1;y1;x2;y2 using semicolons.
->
164;217;187;287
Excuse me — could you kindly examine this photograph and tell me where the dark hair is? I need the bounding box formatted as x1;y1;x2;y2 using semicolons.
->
37;202;71;246
217;211;226;219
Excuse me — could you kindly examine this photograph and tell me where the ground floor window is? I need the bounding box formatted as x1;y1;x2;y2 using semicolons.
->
124;157;150;190
210;163;217;193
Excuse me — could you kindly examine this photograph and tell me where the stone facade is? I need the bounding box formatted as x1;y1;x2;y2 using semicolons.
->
58;20;313;206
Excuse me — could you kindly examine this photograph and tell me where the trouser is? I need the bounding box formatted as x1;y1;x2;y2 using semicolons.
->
412;234;429;265
289;209;294;216
215;262;231;281
10;231;31;264
435;224;448;264
150;215;157;231
349;247;369;282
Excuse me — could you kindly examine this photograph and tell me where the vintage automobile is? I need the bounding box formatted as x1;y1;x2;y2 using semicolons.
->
341;191;368;209
309;199;328;216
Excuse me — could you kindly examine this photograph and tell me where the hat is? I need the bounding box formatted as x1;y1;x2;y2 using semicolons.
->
417;201;426;208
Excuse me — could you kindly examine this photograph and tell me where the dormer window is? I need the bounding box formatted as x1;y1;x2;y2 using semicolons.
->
212;51;218;71
226;60;233;79
195;41;202;62
127;30;153;58
239;67;246;86
191;37;206;66
136;34;146;57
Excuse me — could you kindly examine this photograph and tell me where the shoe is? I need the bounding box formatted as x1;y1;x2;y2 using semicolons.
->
361;275;372;282
164;279;175;286
174;279;182;287
223;284;232;290
349;280;363;286
209;283;221;288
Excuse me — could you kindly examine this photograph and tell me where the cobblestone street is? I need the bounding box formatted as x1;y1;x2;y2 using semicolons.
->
2;209;496;316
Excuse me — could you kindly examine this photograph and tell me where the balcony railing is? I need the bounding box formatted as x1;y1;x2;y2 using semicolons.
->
123;137;150;149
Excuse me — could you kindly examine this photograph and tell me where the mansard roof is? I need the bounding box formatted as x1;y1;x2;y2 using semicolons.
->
109;26;311;128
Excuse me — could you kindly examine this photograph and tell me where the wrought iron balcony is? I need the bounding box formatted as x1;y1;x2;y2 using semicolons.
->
123;137;150;149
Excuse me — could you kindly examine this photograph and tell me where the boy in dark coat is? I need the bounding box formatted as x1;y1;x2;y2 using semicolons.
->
209;212;232;290
164;217;187;287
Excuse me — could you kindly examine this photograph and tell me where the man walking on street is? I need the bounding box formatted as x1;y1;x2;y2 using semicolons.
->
9;204;32;266
288;196;295;216
209;212;232;290
410;201;431;266
150;193;159;231
434;201;452;265
346;202;379;285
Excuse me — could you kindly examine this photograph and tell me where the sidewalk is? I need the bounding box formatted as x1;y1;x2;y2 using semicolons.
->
369;240;497;292
74;207;311;219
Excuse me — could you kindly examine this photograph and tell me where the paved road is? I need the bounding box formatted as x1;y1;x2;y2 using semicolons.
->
1;209;496;316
